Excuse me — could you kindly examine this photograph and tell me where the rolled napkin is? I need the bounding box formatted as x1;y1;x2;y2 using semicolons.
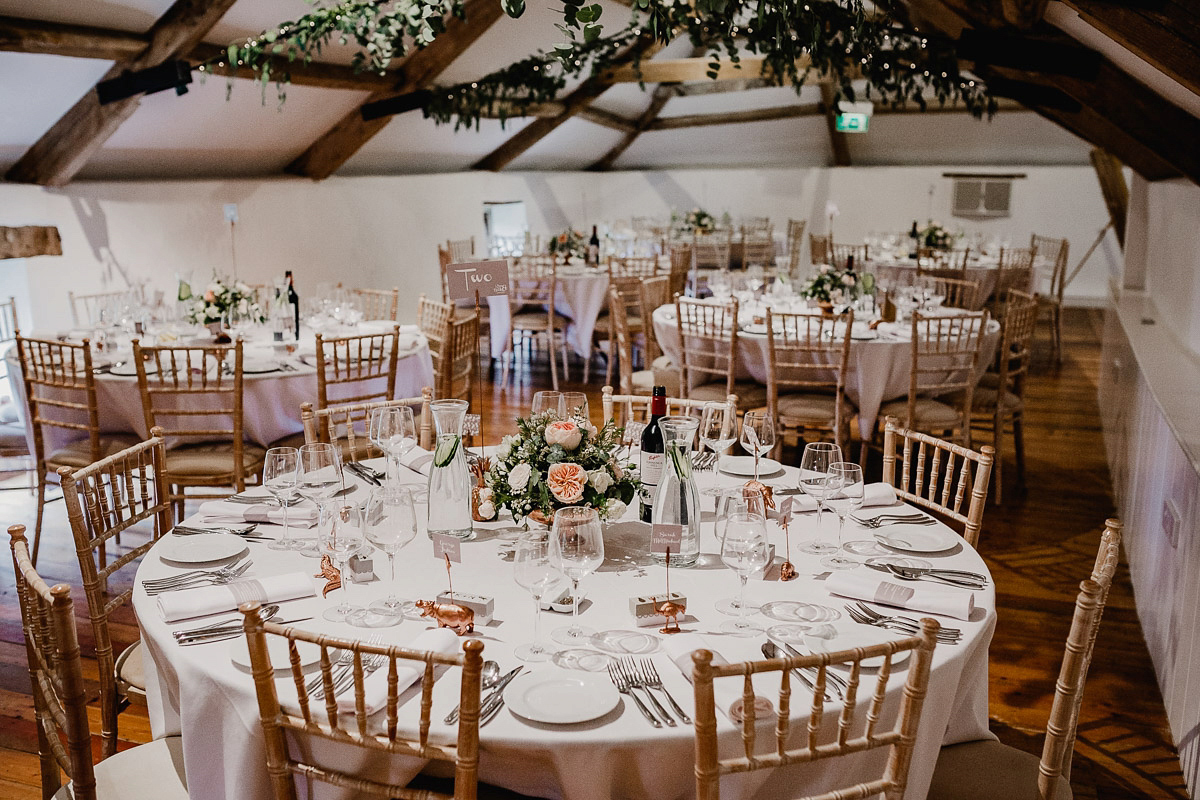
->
197;499;319;528
338;627;459;715
826;569;975;620
157;572;316;622
781;482;897;514
662;634;773;724
398;448;435;477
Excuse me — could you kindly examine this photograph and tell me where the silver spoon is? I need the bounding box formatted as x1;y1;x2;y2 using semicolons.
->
173;603;281;639
444;660;501;724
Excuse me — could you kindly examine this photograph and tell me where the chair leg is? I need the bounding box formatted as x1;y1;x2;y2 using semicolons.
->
549;332;559;391
1013;411;1027;490
32;473;46;566
1053;306;1063;365
991;411;1004;505
560;333;570;383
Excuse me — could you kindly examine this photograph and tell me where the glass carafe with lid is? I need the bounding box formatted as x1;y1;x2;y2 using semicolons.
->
427;399;473;540
651;416;701;568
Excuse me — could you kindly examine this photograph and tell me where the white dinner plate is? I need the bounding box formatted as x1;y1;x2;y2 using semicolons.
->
505;671;620;724
873;524;959;553
719;455;783;477
156;532;248;564
590;630;659;655
109;361;155;376
242;360;280;374
229;635;321;671
805;630;911;669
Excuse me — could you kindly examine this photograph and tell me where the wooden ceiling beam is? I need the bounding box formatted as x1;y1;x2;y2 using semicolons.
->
600;55;846;84
5;0;238;186
588;83;676;171
1090;148;1128;247
287;0;504;180
819;82;852;166
671;77;777;96
648;102;821;129
0;226;62;260
577;106;637;133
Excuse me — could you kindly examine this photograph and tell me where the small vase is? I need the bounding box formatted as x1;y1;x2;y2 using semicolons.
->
471;486;492;523
527;509;554;526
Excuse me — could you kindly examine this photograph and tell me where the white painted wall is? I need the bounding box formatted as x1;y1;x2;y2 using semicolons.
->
1140;178;1200;355
0;164;1114;332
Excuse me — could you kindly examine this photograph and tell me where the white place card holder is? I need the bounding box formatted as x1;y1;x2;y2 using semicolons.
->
446;259;510;302
437;590;495;625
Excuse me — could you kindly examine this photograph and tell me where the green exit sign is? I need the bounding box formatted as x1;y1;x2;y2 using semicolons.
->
835;112;870;132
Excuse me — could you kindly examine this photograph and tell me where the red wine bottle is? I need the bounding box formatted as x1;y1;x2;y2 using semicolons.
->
639;386;667;523
588;225;601;266
285;270;300;340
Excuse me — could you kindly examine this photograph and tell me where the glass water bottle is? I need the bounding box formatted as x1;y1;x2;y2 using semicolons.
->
427;399;473;540
651;416;701;568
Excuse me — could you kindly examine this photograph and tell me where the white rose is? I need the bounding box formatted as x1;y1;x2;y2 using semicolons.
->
496;435;516;460
508;463;532;491
477;501;496;520
605;499;627;520
589;468;613;493
841;274;856;286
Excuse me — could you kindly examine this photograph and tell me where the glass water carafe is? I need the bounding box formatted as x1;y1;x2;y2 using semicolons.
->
651;416;701;567
427;399;473;540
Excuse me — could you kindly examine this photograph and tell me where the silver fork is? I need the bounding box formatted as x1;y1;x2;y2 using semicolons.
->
308;648;355;696
141;560;252;594
608;663;661;727
636;659;691;724
848;603;962;642
312;636;385;700
140;557;247;589
853;515;936;529
619;658;675;726
173;524;259;536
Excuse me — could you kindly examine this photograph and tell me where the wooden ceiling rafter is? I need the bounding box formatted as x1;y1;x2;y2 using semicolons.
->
818;81;852;166
5;0;239;186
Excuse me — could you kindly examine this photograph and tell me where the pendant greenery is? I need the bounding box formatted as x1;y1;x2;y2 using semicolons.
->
201;0;995;127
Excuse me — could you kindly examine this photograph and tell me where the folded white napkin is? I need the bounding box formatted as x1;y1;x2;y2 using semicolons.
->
198;500;319;528
398;448;435;477
826;569;975;620
157;572;316;622
663;634;773;724
332;627;460;715
781;482;896;514
397;332;421;351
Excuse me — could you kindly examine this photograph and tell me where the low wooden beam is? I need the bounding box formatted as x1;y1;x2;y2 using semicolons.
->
577;106;636;133
647;102;820;130
603;56;774;84
819;82;852;166
671;77;776;96
0;226;62;260
188;43;396;91
1090;148;1128;247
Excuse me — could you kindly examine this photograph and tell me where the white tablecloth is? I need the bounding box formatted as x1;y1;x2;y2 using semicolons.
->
134;455;995;800
488;269;610;359
866;256;1013;300
653;304;1000;439
5;322;435;452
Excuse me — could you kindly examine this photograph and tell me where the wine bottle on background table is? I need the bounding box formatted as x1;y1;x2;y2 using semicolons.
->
639;385;667;523
286;270;300;340
588;225;601;266
909;221;920;259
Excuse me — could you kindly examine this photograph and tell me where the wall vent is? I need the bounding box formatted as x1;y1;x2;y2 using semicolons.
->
943;172;1025;219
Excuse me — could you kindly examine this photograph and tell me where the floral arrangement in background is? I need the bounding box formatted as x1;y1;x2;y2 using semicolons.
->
547;228;587;260
485;411;640;524
920;221;957;251
800;264;875;306
673;207;717;233
178;276;266;326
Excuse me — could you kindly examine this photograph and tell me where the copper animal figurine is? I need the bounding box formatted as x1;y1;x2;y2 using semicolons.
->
743;480;776;512
779;561;798;581
315;555;341;598
657;598;686;634
415;599;475;635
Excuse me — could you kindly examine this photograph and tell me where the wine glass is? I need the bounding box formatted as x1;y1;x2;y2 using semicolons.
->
797;442;843;555
821;462;865;570
561;392;589;423
740;411;775;480
548;507;605;645
709;270;732;300
513;531;563;662
718;511;771;635
297;443;343;556
532;391;564;417
264;447;300;551
321;503;365;623
369;406;417;484
364;486;418;620
699;402;736;470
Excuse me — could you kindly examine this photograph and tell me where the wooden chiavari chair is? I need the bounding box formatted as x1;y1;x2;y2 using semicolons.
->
929;519;1123;800
419;294;455;386
675;296;767;410
315;326;401;411
447;236;475;263
668;245;692;300
503;260;570;390
349;287;400;321
9;524;188;800
639;274;671;366
764;308;856;457
877;310;991;447
881;417;994;548
592;275;645;386
16;335;140;563
809;233;831;265
740;215;771;233
240;601;485;800
1029;235;1066;364
56;434;172;755
829;242;868;269
302;388;434;459
602;386;736;427
606;286;654;395
610;256;659;278
68;287;144;328
693;230;733;271
931;276;984;310
132;339;263;515
441;311;479;401
740;223;775;268
692;618;941;800
990;259;1035;316
785;219;807;275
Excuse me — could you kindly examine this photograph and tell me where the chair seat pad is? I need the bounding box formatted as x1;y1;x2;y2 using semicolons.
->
631;370;656;392
878;397;962;428
651;356;681;395
690;382;767;410
47;434;144;469
511;311;570;331
949;386;1022;413
267;431;307;451
163;442;267;478
55;735;188;800
928;739;1072;800
776;393;843;425
0;421;29;451
116;639;146;690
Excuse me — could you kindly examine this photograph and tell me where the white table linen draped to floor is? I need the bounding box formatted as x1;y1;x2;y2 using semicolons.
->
133;454;995;800
865;256;1015;300
4;322;435;452
652;304;1001;440
487;268;611;359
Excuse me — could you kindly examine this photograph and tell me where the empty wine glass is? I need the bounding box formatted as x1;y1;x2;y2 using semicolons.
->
740;411;775;480
821;462;864;570
364;486;418;620
709;271;732;299
699;402;737;470
561;392;589;423
549;507;605;645
719;511;771;636
513;531;563;662
797;441;843;555
321;503;365;624
532;391;564;417
297;443;343;556
264;447;300;551
369;406;417;484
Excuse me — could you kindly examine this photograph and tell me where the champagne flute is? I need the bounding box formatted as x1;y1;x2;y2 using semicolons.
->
822;462;864;570
797;442;843;554
513;531;563;662
549;507;605;645
699;402;736;471
718;511;771;635
740;411;775;480
369;406;417;484
297;443;343;556
364;486;418;619
321;503;366;624
264;447;300;551
531;391;564;417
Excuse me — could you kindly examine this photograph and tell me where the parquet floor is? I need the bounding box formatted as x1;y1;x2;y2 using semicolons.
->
0;309;1186;799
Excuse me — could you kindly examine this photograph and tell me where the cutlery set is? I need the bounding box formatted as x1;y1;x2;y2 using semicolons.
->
865;561;988;589
607;658;690;727
761;640;848;701
309;635;386;701
172;523;271;541
141;558;253;596
851;512;936;528
844;602;963;644
171;605;314;646
690;452;720;471
346;462;384;486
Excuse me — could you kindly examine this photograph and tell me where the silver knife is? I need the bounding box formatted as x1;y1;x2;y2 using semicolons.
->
446;666;522;724
775;640;848;700
176;617;313;645
762;641;832;700
476;667;524;724
865;562;987;582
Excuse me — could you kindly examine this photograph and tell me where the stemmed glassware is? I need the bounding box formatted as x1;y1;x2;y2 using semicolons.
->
513;531;563;662
740;411;775;480
548;507;605;645
321;503;365;623
709;271;732;300
263;447;300;551
531;391;564;417
363;486;418;620
369;406;417;484
797;442;843;555
561;392;589;422
699;402;737;471
297;443;343;556
718;511;771;635
821;462;865;570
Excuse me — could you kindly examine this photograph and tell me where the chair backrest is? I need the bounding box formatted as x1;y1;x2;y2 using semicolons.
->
510;259;558;315
601;385;737;427
447;236;475;263
15;335;103;468
610;256;659;278
881;417;994;548
350;287;400;321
1029;235;1066;297
992;289;1039;399
418;294;455;381
314;327;401;410
608;286;643;395
764;309;853;444
59;435;171;757
68;287;143;327
639;275;671;363
301;388;434;457
741;229;776;268
675;296;739;397
830;242;867;269
241;602;484;800
904;310;991;442
785;219;807;274
740;216;771;234
692;619;941;800
693;231;733;270
9;525;100;800
991;261;1034;301
1037;518;1122;793
668;246;692;299
931;276;983;310
809;233;831;265
441;312;479;401
437;245;454;304
0;295;18;344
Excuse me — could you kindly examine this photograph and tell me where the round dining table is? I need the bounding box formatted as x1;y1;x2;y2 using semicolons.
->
133;453;996;800
487;265;611;360
865;254;1009;299
4;320;435;454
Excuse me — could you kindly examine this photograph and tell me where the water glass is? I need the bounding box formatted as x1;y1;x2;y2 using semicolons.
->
797;442;843;555
321;503;365;624
718;511;771;635
263;447;300;551
364;486;418;620
699;402;736;469
740;411;775;479
822;462;864;570
549;507;605;645
532;391;564;417
297;443;343;556
369;406;417;484
513;531;563;662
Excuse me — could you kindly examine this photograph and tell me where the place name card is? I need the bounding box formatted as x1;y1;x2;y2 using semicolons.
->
446;259;510;302
432;534;462;563
779;496;794;520
650;523;682;554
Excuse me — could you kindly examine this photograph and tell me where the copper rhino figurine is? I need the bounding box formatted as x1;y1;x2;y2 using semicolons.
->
414;599;475;635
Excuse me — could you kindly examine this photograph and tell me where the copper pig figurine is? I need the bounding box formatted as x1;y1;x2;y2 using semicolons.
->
414;600;475;635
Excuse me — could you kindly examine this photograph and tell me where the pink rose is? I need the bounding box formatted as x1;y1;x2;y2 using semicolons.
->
545;420;583;450
547;462;587;504
204;290;216;302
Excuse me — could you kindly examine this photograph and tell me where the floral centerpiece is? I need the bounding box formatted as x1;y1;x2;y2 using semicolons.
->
483;411;640;524
547;228;587;260
674;207;717;233
920;221;957;251
178;276;266;326
799;264;875;307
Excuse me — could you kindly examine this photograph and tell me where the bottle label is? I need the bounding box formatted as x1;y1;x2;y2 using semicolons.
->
639;452;664;491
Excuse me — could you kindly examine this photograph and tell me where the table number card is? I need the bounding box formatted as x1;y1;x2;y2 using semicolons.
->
432;534;462;563
446;259;510;302
779;496;794;519
650;523;683;554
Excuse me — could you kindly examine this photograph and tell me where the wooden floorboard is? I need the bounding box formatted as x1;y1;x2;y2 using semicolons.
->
0;308;1185;798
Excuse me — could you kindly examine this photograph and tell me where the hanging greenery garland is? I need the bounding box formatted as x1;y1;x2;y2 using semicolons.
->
200;0;995;128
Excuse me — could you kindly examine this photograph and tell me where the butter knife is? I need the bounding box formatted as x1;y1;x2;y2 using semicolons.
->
476;667;524;725
777;640;848;699
762;642;833;701
176;617;313;645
